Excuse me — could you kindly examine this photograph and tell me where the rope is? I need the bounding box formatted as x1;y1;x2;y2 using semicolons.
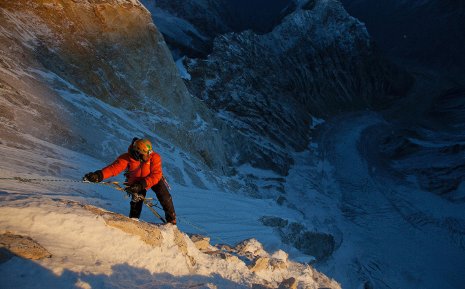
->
1;177;127;195
1;176;232;245
1;176;165;220
85;180;166;223
1;176;126;193
0;177;84;183
143;199;166;223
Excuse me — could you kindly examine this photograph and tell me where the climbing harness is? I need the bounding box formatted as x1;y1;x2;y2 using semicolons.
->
83;180;167;223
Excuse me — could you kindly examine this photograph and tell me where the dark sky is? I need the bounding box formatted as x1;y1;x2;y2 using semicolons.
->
340;0;465;73
224;0;294;33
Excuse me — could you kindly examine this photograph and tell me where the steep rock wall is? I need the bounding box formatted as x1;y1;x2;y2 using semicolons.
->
0;0;236;172
5;0;192;120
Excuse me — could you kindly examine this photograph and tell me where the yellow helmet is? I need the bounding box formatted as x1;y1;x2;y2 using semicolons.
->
131;138;153;161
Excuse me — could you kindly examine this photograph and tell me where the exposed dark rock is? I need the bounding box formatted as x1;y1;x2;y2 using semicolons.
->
279;222;335;261
374;94;465;202
260;216;289;228
185;0;412;173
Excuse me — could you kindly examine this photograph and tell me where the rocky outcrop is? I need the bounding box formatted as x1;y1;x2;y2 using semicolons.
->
0;233;52;262
2;0;184;114
260;217;336;261
185;0;412;173
217;238;341;289
84;204;164;247
60;200;342;289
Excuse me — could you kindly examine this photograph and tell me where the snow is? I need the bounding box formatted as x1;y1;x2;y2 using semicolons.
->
0;74;331;288
2;2;465;287
304;112;465;289
175;57;191;80
2;98;465;288
1;63;464;289
2;94;465;289
0;199;225;288
0;142;324;288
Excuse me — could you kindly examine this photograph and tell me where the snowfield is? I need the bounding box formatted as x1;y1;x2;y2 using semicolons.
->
2;109;465;289
0;135;339;289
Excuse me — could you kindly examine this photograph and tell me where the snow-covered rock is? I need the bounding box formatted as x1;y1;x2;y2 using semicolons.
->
189;234;213;252
0;198;341;289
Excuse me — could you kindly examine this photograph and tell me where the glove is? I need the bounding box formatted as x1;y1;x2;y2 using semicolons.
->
125;181;146;201
83;170;103;183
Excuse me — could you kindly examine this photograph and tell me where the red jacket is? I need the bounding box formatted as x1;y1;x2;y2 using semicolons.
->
101;151;163;189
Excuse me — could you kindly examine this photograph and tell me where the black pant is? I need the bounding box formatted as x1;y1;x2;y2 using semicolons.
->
129;177;176;222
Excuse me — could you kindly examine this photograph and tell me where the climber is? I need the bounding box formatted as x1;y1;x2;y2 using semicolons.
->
83;138;176;224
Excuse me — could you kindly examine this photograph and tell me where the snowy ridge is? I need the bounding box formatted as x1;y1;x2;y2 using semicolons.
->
0;185;340;289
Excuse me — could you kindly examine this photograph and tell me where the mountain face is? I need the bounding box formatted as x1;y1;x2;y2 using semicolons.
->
377;87;465;202
183;0;412;173
142;4;465;289
0;0;238;174
338;0;465;202
140;0;295;58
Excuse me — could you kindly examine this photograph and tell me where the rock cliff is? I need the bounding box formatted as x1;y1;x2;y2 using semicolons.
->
184;0;412;173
